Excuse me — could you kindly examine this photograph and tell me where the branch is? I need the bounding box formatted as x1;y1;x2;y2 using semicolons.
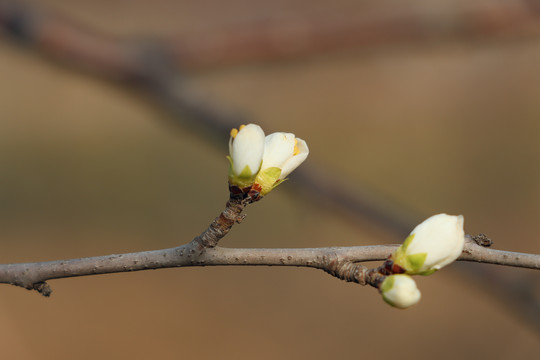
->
0;199;537;297
461;235;540;269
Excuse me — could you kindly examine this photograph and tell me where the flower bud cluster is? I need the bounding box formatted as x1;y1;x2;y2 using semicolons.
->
228;124;309;200
379;213;465;309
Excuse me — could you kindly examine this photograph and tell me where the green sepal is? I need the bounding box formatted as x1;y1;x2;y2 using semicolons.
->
391;234;415;271
406;253;427;273
255;167;282;195
380;276;394;294
237;164;254;179
401;234;415;252
227;156;258;188
380;276;399;307
392;234;432;275
417;269;437;276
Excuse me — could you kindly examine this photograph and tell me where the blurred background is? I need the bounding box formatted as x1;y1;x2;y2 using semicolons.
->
0;0;539;359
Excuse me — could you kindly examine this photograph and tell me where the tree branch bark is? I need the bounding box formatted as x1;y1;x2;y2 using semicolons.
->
0;224;537;296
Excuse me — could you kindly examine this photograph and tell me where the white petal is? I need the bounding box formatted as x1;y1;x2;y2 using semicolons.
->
260;132;296;170
408;213;465;271
230;124;265;176
432;215;465;269
279;138;309;178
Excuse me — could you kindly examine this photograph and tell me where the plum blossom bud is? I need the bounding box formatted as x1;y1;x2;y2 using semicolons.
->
254;132;309;195
228;124;265;188
389;214;465;275
380;274;421;309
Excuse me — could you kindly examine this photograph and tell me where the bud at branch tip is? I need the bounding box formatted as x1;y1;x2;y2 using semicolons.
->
227;124;309;200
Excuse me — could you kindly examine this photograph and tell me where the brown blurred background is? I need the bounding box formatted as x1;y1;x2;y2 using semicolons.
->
0;1;539;359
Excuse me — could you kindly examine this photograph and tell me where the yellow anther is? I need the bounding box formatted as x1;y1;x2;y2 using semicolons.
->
230;128;239;138
239;124;246;131
293;138;300;156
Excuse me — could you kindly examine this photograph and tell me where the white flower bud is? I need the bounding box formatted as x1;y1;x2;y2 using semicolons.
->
391;213;465;275
228;124;265;188
254;132;309;195
380;274;421;309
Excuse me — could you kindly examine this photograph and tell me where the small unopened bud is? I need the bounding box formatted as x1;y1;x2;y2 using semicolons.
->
389;213;465;275
380;274;421;309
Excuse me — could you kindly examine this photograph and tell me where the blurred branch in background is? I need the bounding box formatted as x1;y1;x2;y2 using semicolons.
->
0;0;539;329
3;0;540;71
169;0;540;69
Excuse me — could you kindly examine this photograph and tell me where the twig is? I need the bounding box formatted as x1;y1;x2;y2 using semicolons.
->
0;199;537;297
461;236;540;269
